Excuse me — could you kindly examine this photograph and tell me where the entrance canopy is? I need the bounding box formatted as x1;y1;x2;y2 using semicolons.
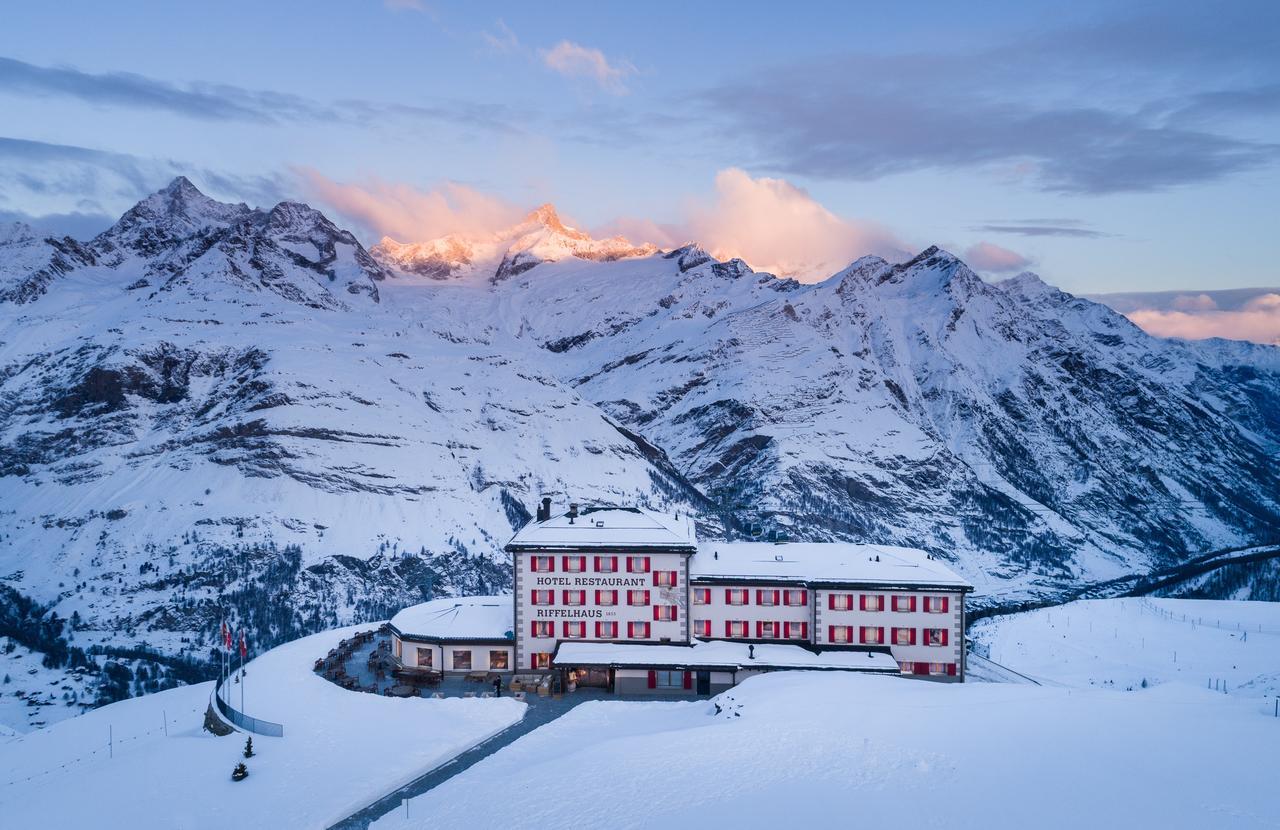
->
552;640;900;673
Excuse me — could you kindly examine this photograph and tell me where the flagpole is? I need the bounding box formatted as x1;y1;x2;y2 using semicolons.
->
239;630;245;713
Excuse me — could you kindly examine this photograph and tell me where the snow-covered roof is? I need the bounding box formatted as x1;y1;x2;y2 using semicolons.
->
691;542;972;590
389;596;514;642
506;507;697;551
553;640;901;672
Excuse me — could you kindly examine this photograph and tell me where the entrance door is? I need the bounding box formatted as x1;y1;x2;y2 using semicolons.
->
696;671;710;695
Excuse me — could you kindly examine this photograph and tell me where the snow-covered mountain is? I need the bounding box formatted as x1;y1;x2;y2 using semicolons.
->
370;203;657;282
2;178;1279;711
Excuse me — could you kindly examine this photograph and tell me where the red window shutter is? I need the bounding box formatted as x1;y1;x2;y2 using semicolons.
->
771;590;780;606
911;628;918;645
941;628;949;646
892;596;899;612
594;590;600;604
827;625;834;642
561;556;568;571
755;621;762;638
647;670;656;689
683;671;692;690
530;621;537;637
859;594;866;611
915;661;929;676
941;597;950;613
800;622;808;639
858;627;866;644
947;663;957;676
652;605;659;621
828;594;835;610
755;589;763;605
878;627;885;644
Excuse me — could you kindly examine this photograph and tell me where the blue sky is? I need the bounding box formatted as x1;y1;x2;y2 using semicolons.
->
1;0;1277;293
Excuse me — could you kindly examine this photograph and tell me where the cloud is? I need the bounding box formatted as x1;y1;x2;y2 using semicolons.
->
682;168;908;282
695;11;1280;194
0;135;291;226
295;168;525;242
1126;295;1280;345
0;208;114;240
972;220;1110;239
0;55;521;134
963;242;1033;273
1171;293;1218;312
481;19;520;53
540;41;635;94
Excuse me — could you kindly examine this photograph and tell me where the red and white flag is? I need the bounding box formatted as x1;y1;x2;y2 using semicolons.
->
221;620;232;651
238;630;247;659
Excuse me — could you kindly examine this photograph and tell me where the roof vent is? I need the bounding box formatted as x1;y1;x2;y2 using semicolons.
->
568;503;578;523
875;555;880;562
774;554;784;562
595;520;604;528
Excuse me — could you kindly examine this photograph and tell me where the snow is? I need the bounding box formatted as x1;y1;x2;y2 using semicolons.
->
507;507;698;550
553;639;901;672
971;598;1280;699
389;595;514;641
371;667;1280;830
0;624;525;829
691;542;971;588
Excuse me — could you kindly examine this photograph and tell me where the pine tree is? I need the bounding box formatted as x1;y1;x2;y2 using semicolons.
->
231;762;248;781
243;736;254;758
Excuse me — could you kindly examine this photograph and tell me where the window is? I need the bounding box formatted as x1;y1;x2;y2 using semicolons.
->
653;605;677;622
452;650;472;671
393;637;402;659
489;650;509;670
693;619;712;637
563;621;586;639
530;621;554;638
725;620;749;638
627;556;651;573
860;626;884;645
925;628;949;647
860;594;885;612
756;589;780;606
563;590;586;606
692;588;711;605
415;647;433;668
929;662;947;676
531;556;555;573
784;589;808;607
531;590;554;606
829;625;854;644
725;589;749;606
924;596;950;614
654;670;682;688
627;589;651;606
628;621;651;639
892;627;916;646
654;570;678;587
892;595;917;612
532;652;552;670
562;555;586;573
594;555;618;573
595;589;618;606
898;660;914;674
828;593;854;611
595;621;618;639
756;621;780;638
784;621;809;639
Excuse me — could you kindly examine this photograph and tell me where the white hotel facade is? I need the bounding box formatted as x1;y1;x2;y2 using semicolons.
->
500;503;973;695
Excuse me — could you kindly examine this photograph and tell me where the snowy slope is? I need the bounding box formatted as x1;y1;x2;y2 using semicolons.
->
370;669;1280;830
0;624;525;829
971;597;1280;698
2;178;1279;718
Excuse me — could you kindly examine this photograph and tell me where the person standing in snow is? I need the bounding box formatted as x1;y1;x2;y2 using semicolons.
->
493;678;502;697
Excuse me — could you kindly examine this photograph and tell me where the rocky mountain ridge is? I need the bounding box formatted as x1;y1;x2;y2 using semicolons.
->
2;178;1278;720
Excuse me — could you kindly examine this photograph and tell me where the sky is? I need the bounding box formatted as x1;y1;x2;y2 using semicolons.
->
1;0;1278;331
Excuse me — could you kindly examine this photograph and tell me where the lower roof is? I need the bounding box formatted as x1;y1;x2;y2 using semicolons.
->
691;542;972;591
389;595;514;642
552;640;901;673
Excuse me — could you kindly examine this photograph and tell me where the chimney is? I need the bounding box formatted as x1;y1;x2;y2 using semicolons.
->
568;503;579;523
537;496;551;522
